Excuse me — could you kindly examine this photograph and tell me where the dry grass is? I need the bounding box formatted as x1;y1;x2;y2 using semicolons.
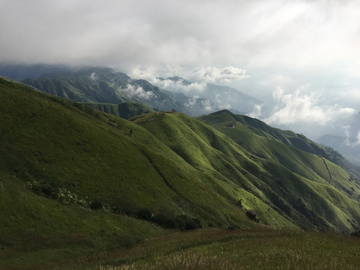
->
94;229;360;270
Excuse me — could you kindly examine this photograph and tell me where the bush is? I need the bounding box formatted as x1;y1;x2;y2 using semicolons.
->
137;208;152;221
90;199;103;210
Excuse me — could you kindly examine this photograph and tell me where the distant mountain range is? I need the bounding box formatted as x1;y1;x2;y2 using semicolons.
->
3;63;360;168
315;112;360;166
1;64;258;117
157;76;262;114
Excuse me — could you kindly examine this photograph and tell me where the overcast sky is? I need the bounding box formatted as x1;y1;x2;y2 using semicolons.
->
1;0;360;138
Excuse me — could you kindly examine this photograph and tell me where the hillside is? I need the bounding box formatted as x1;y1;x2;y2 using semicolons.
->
2;77;360;268
317;134;360;167
20;66;229;116
83;101;157;119
197;110;360;180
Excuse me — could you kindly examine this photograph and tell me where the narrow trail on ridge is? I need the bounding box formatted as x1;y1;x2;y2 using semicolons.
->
320;156;332;181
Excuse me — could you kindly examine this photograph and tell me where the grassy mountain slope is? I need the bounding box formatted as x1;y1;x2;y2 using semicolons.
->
3;77;360;268
132;110;360;232
83;101;157;119
198;110;360;179
1;77;280;248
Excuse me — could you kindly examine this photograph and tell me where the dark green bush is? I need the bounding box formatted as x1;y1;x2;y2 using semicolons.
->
137;208;152;221
90;199;103;210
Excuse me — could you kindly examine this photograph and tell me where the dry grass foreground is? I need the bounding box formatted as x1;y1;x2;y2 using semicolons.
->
92;228;360;270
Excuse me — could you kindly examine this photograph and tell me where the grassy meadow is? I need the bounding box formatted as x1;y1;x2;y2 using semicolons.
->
90;228;360;270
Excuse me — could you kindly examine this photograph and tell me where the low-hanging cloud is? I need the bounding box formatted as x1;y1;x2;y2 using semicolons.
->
264;86;356;125
184;95;213;111
121;84;156;100
155;79;207;93
192;66;249;83
90;72;98;81
247;104;263;119
343;125;360;147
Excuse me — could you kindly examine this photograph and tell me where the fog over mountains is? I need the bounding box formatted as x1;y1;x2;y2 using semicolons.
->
1;62;359;167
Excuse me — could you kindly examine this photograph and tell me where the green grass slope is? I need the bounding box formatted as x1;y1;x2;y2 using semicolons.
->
2;77;286;267
198;110;360;179
2;77;360;268
134;111;360;233
83;101;156;119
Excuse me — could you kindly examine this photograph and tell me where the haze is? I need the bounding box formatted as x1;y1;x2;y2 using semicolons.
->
1;0;360;139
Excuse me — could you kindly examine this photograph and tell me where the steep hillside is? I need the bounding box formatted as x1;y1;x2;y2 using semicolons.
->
317;134;360;167
133;110;360;232
198;110;360;180
1;77;274;248
83;101;157;119
20;67;227;116
2;76;360;268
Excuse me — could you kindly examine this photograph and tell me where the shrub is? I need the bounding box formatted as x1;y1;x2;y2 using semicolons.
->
137;208;152;221
90;199;103;210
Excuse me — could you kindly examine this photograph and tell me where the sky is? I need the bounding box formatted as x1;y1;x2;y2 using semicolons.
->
1;0;360;139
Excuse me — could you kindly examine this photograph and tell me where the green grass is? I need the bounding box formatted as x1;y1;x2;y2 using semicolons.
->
2;78;360;269
88;228;360;270
83;102;156;119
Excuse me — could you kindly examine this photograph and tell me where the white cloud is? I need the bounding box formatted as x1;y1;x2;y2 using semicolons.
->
264;86;356;125
214;93;232;110
121;84;156;100
343;125;360;147
200;99;214;112
184;95;200;108
155;79;207;93
90;72;98;80
261;74;293;87
192;66;249;83
247;104;263;119
1;0;360;114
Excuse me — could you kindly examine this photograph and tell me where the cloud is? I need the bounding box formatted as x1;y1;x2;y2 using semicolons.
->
213;93;232;110
264;85;356;125
192;66;249;83
200;99;214;112
155;79;207;93
1;0;360;115
184;95;213;111
184;95;200;108
261;74;293;87
90;72;98;80
247;104;263;119
343;125;360;147
184;95;229;112
121;84;156;100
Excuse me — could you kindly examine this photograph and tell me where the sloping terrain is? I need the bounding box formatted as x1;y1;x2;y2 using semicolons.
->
2;77;360;268
1;77;280;259
21;67;226;116
83;101;157;119
133;110;360;232
317;134;360;166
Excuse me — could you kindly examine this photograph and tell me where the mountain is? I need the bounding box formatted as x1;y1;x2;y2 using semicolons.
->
0;63;70;81
2;76;360;267
157;76;263;114
19;66;230;117
316;134;360;166
3;76;360;232
84;101;157;119
314;112;360;166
